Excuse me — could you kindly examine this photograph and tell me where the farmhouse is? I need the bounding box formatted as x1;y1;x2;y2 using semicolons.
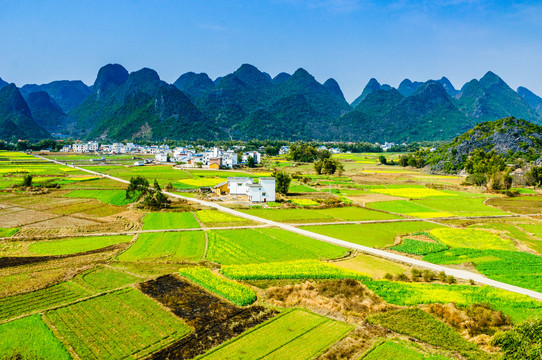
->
226;177;275;202
213;181;228;195
228;177;254;195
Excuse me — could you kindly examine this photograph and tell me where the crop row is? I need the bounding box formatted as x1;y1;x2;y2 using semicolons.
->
179;267;256;306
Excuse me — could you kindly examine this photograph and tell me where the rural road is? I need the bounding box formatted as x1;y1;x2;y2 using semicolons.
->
35;155;542;301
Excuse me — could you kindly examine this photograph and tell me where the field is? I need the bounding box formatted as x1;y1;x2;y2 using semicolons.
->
199;309;353;360
142;211;200;230
178;267;256;305
45;288;191;360
0;228;18;237
64;189;135;206
301;222;442;248
195;209;256;227
72;266;141;292
0;314;71;360
362;341;450;360
118;231;206;262
206;228;349;265
391;238;448;255
28;235;132;255
429;228;515;250
334;253;412;278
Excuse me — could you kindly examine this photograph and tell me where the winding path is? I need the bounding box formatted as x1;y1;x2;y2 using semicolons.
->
35;155;542;301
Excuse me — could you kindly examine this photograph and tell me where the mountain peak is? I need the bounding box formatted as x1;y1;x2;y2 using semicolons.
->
323;78;345;100
291;68;314;80
350;78;382;107
398;79;423;97
94;64;129;98
480;71;505;88
0;77;8;91
272;72;290;84
437;76;458;97
233;64;270;87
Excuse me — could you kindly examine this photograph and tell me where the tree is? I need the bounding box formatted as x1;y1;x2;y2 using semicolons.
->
527;166;542;187
287;143;318;162
21;175;33;187
314;158;342;175
247;156;256;168
492;318;542;359
273;171;291;195
126;176;170;209
126;176;150;200
379;155;387;165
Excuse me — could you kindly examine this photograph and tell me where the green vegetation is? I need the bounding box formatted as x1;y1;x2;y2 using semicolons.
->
430;228;515;250
29;235;132;255
142;212;200;230
0;314;71;360
206;228;348;265
72;266;140;292
46;288;191;360
126;176;171;209
0;228;18;237
199;309;353;360
117;231;206;262
391;238;448;255
221;260;370;281
363;280;542;322
0;282;90;321
367;308;487;360
492;318;542;359
179;267;256;306
424;248;542;292
65;189;135;206
195;209;253;227
362;341;451;360
302;222;442;248
274;170;291;195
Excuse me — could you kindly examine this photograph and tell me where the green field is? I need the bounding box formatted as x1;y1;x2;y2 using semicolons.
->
0;314;71;360
362;341;451;360
391;238;448;255
199;309;353;360
72;266;141;292
195;209;255;227
64;189;135;206
142;212;200;230
222;260;370;281
29;235;132;256
46;288;191;360
118;231;206;262
302;222;442;248
0;282;91;321
363;280;542;322
179;267;256;305
424;248;542;293
367;308;486;360
0;228;18;237
206;228;348;265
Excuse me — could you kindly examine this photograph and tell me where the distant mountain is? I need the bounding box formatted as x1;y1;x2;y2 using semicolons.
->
271;72;290;84
70;64;224;141
350;78;383;108
0;84;50;141
173;72;215;101
437;77;458;97
427;117;542;172
0;77;8;91
397;79;423;97
21;80;91;112
518;86;542;115
25;91;71;134
456;71;541;125
323;78;347;103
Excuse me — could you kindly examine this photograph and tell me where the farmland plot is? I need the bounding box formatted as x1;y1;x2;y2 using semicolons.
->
142;212;200;230
199;309;353;360
64;189;135;206
429;228;515;250
118;232;206;262
195;209;256;227
29;235;132;256
46;288;191;360
0;314;71;360
362;341;451;360
72;266;141;292
206;228;348;265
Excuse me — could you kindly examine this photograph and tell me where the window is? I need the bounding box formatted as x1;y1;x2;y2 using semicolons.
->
262;193;266;196
237;183;242;186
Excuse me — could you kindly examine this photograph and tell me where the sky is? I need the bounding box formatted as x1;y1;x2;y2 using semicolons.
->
1;0;541;103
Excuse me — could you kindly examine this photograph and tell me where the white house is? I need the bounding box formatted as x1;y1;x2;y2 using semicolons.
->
242;151;261;164
155;152;168;162
227;177;254;195
87;141;99;152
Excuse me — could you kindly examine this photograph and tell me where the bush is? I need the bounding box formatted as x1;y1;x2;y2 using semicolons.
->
492;318;542;359
21;175;33;187
422;270;435;282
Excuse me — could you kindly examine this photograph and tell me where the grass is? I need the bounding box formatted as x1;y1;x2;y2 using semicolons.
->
142;212;200;230
198;309;353;360
221;260;370;281
486;196;542;214
315;207;402;221
46;288;191;360
391;238;448;255
206;228;349;265
363;280;542;322
0;228;18;237
289;184;318;192
64;189;135;206
0;282;91;321
0;314;71;360
429;228;515;250
334;253;411;278
367;308;487;360
195;209;254;227
241;208;335;223
178;178;225;188
362;340;451;360
301;222;442;249
29;235;132;256
424;248;542;293
72;266;141;292
117;231;206;262
370;188;456;198
179;267;257;306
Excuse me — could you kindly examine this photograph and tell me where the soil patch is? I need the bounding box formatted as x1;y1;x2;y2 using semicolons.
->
140;275;277;360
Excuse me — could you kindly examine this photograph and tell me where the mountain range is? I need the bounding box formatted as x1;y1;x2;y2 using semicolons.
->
0;65;541;143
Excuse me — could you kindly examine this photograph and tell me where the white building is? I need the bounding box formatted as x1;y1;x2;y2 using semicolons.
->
72;143;87;152
228;177;254;195
155;152;168;162
242;151;261;164
87;141;99;152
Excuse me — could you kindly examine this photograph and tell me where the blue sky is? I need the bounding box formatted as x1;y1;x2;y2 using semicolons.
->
1;0;541;102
